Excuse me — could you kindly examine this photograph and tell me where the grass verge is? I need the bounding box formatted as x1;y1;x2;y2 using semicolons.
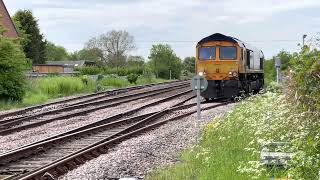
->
149;92;319;180
0;76;168;111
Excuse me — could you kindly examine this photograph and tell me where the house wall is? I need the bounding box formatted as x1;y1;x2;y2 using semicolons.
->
0;0;18;38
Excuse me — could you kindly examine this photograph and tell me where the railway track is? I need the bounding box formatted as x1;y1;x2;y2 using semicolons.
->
0;95;230;180
0;80;181;121
0;82;189;136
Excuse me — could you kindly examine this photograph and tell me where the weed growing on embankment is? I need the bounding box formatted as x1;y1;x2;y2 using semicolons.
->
149;92;319;179
0;76;95;110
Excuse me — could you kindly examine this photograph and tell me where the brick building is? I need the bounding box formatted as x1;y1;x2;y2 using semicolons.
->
0;0;18;38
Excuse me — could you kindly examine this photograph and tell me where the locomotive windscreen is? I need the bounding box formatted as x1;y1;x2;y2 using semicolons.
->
199;47;216;60
220;46;237;60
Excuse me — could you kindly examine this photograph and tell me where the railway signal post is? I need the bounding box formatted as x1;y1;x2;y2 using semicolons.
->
191;74;208;142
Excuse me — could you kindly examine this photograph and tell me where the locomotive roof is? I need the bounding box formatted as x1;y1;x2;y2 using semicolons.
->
197;33;261;51
197;33;240;44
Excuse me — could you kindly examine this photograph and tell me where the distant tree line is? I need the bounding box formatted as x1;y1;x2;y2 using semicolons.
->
11;9;196;80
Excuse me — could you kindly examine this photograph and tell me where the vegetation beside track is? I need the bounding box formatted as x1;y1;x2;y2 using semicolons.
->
150;47;320;180
0;76;167;111
149;92;319;179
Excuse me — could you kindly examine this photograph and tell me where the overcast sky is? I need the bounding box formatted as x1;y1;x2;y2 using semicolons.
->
4;0;320;59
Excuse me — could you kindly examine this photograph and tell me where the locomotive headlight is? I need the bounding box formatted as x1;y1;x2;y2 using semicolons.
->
232;71;238;77
228;71;238;77
198;72;204;76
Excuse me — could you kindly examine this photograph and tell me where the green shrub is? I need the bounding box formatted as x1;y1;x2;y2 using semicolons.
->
0;37;28;102
127;73;139;84
102;66;144;76
97;74;104;81
76;66;102;75
288;48;320;111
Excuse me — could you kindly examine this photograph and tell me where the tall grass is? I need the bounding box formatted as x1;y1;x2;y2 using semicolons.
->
0;76;95;110
99;76;167;89
99;77;130;88
37;77;94;96
0;76;168;111
148;93;291;180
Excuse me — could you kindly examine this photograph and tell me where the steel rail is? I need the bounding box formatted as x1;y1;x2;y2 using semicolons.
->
11;102;230;180
0;85;190;136
0;80;182;120
0;82;188;128
0;96;197;179
0;98;196;166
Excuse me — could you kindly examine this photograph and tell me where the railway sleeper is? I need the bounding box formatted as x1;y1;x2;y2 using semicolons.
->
55;166;68;174
66;161;77;169
91;150;100;157
98;147;108;154
74;157;85;165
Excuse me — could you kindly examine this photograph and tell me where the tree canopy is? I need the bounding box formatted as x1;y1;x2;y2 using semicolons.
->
13;10;47;64
69;48;103;62
183;56;196;73
0;33;28;101
148;44;183;79
86;30;135;67
264;50;292;84
46;41;69;61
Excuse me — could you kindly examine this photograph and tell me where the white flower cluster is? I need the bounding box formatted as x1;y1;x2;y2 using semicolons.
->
233;92;320;179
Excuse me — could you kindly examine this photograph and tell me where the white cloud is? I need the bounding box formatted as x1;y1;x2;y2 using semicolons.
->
4;0;320;58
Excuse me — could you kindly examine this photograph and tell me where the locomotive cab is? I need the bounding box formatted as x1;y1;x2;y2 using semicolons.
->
196;33;264;99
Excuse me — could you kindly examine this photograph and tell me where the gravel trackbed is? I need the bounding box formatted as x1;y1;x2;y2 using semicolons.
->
60;103;235;180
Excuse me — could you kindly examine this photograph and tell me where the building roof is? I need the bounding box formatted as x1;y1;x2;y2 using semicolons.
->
46;60;87;67
0;0;18;38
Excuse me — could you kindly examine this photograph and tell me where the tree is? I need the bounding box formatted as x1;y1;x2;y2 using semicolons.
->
148;44;183;79
127;55;145;67
69;48;103;62
46;41;69;61
86;30;135;68
264;50;292;84
13;10;47;64
12;18;30;49
183;56;196;73
0;34;28;101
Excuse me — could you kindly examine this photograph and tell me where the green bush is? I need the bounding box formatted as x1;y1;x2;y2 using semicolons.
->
102;66;144;76
0;37;28;102
127;73;138;84
97;74;104;81
288;48;320;111
77;66;145;77
76;66;102;75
